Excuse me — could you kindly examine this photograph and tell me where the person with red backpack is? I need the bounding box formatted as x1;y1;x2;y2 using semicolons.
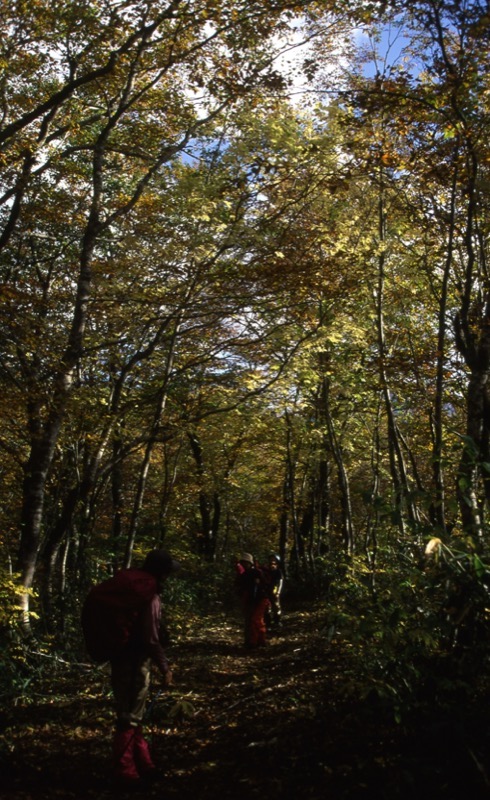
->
235;553;270;649
82;549;180;787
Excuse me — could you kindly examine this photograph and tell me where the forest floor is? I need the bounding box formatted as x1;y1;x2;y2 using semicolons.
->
2;600;490;800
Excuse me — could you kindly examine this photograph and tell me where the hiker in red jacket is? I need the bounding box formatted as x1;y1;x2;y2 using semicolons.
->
110;549;180;786
235;553;270;648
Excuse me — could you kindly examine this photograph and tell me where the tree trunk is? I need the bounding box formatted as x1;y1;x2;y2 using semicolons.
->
124;325;179;566
454;364;489;539
322;377;354;555
365;397;382;593
374;181;420;534
188;432;221;561
430;156;459;534
16;144;102;630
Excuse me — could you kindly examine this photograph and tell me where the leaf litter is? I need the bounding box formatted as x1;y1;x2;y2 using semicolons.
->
2;602;490;799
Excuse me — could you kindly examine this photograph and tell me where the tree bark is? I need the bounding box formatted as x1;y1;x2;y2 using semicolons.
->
16;141;103;627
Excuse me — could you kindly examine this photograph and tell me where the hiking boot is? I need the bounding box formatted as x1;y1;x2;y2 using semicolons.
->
134;726;157;779
112;727;141;786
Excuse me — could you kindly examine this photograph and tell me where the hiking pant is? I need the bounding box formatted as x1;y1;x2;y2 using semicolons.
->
244;598;270;646
111;650;152;728
265;594;282;629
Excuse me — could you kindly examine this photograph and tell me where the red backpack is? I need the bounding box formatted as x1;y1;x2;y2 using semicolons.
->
81;568;157;662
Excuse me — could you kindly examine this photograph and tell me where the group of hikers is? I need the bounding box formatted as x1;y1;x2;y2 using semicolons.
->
81;547;285;788
234;551;284;648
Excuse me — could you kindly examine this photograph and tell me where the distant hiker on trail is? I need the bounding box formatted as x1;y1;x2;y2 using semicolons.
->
235;552;270;649
81;549;181;787
264;553;284;633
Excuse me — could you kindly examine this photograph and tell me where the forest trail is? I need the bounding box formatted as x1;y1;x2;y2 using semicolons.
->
2;601;490;800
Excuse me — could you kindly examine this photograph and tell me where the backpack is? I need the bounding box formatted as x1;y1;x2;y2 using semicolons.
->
81;568;157;662
236;565;269;603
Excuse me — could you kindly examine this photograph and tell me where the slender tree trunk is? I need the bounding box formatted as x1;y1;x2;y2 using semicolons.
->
278;483;290;576
123;385;170;567
16;143;103;628
284;411;305;573
315;455;331;555
111;433;125;565
453;160;489;538
454;364;489;539
157;439;184;547
430;155;459;534
322;377;354;555
124;325;180;566
187;431;221;561
43;484;81;594
0;149;34;252
365;397;382;593
374;180;419;534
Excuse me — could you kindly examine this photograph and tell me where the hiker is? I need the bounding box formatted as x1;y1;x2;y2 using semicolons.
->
83;549;180;786
264;553;284;633
235;552;270;649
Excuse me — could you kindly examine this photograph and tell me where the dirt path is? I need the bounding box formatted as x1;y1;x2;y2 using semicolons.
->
2;604;335;800
158;603;333;800
3;602;490;799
